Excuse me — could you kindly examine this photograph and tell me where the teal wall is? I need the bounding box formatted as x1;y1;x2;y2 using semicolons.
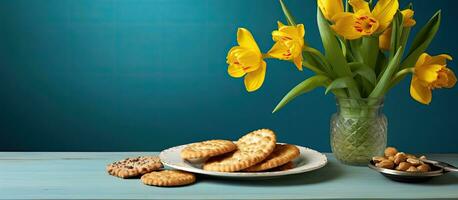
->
1;0;457;152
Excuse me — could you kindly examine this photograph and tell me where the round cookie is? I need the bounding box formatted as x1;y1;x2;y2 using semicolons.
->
107;156;162;178
181;140;237;160
268;161;294;172
203;129;277;172
244;144;300;172
141;170;196;187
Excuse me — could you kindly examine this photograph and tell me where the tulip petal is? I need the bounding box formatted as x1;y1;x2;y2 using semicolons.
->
272;30;291;42
349;0;370;13
244;60;266;92
416;64;443;83
410;78;432;104
267;42;291;60
379;28;391;50
237;28;261;55
318;0;344;21
226;46;244;64
236;50;262;73
297;24;305;38
371;0;399;31
415;53;430;67
331;12;363;40
228;64;246;78
278;25;303;40
401;9;416;27
426;54;452;66
445;68;457;88
277;21;285;29
293;54;303;71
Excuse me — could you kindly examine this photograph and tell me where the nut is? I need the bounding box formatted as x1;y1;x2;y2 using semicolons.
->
407;158;422;166
417;164;431;172
376;159;394;169
406;153;417;159
393;152;407;165
406;166;419;172
396;162;412;171
384;147;398;157
372;156;386;163
388;156;395;161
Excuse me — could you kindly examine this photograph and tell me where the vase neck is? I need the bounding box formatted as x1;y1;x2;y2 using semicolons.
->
335;97;384;118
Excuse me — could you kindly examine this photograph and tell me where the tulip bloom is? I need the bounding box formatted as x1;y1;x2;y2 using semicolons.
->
410;53;457;104
379;9;416;50
267;21;305;70
331;0;399;40
317;0;344;21
227;28;267;92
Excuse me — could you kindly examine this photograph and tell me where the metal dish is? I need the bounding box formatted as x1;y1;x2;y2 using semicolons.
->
368;160;445;182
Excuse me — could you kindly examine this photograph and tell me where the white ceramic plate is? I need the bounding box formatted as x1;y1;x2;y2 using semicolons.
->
159;143;327;179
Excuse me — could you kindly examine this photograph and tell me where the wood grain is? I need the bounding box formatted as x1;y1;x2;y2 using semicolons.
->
0;152;457;199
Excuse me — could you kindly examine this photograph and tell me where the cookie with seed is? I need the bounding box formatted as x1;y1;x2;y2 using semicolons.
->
244;144;300;172
181;140;237;160
141;170;196;187
203;129;277;172
107;156;162;178
268;161;294;172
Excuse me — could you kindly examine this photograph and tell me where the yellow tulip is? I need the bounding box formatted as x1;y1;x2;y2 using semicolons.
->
379;9;416;50
317;0;344;21
401;9;416;27
331;0;399;40
227;28;266;92
267;21;305;70
410;53;457;104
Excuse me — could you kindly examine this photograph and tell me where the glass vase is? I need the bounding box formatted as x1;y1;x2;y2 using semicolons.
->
330;97;387;165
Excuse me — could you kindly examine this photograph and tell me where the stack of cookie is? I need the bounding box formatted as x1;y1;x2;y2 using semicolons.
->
106;128;300;187
181;129;300;172
107;156;196;187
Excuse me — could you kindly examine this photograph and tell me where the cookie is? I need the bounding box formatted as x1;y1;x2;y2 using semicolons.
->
244;144;300;172
203;129;277;172
268;161;294;172
107;156;162;178
141;170;196;187
181;140;237;160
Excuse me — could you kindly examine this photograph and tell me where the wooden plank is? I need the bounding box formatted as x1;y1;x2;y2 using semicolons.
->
0;152;457;199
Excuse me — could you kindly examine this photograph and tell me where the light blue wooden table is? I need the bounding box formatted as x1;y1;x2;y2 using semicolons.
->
1;152;457;199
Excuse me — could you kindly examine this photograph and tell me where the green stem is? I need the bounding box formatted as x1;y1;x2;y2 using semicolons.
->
389;67;414;89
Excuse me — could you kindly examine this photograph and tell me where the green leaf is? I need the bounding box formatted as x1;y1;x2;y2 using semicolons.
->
302;51;326;73
273;75;330;113
401;10;441;69
349;62;376;85
369;46;403;98
389;11;404;60
349;39;364;63
279;0;297;26
325;76;361;97
301;59;325;74
361;36;379;68
375;50;387;76
303;46;334;76
317;8;351;78
399;3;413;53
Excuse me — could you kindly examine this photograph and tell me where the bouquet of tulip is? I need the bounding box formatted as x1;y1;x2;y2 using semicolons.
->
226;0;456;165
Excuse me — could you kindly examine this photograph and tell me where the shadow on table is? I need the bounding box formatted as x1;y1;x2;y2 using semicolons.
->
201;160;343;187
415;173;458;185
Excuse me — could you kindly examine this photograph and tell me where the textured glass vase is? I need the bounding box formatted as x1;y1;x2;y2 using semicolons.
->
330;97;387;165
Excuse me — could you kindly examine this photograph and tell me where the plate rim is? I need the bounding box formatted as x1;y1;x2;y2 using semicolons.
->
159;143;328;177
